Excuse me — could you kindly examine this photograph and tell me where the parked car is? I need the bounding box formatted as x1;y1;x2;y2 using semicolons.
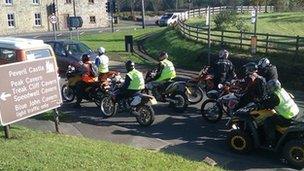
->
158;12;188;27
0;37;55;65
45;40;97;76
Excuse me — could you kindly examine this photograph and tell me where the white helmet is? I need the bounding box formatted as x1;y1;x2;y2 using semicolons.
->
219;49;229;59
97;47;106;54
258;58;270;69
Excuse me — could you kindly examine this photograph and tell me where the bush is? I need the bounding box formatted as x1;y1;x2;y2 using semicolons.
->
214;10;250;31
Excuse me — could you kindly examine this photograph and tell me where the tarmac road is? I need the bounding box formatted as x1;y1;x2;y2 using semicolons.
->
57;61;304;171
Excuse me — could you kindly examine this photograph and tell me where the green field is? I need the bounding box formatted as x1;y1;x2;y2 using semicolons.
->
0;126;220;170
79;27;163;65
186;12;304;36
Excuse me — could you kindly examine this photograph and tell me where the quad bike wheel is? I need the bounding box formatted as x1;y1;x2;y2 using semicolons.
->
283;140;304;169
227;130;253;154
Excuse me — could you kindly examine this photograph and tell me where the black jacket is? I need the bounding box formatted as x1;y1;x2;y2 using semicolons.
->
258;65;278;82
212;59;235;84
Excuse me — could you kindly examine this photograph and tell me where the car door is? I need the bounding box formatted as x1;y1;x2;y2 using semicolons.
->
51;42;70;75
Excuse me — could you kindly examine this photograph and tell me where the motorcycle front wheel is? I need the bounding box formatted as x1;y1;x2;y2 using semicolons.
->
201;99;223;123
170;92;188;113
61;84;75;102
100;95;117;118
186;84;204;105
135;105;155;127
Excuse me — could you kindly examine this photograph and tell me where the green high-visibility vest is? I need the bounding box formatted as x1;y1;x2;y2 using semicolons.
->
274;88;299;119
127;69;145;90
98;55;109;73
156;59;176;82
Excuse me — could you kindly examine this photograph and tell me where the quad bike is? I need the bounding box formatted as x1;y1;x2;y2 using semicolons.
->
61;65;119;107
144;69;190;112
227;103;304;169
99;90;157;127
185;66;214;105
201;80;242;123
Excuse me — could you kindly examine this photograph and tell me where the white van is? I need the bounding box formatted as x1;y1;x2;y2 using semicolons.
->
158;12;189;27
0;37;55;65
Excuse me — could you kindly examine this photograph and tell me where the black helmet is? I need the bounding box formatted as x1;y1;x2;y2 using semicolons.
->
125;60;135;72
82;54;90;63
243;62;258;75
158;51;168;61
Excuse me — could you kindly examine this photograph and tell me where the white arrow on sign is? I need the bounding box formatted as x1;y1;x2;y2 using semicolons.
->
0;92;11;101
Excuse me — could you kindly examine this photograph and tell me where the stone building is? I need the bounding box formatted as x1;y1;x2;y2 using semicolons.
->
0;0;109;35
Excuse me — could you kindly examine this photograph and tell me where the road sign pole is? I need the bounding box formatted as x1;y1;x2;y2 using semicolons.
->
53;23;57;40
53;109;60;133
4;125;10;139
254;6;257;36
141;0;145;29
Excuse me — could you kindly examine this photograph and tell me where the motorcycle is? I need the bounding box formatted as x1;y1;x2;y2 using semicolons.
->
201;80;242;123
99;88;157;127
144;69;190;112
61;65;119;107
227;103;304;169
186;66;214;105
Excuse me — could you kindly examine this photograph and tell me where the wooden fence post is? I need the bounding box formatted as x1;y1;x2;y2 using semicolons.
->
240;31;243;49
196;27;199;42
295;35;300;61
221;30;224;44
188;25;191;39
212;6;215;14
265;33;269;54
199;8;201;16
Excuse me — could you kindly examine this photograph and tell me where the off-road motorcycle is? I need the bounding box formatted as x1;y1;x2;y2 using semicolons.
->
144;69;190;112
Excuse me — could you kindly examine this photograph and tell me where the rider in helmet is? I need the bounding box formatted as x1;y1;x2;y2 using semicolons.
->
258;79;299;147
74;54;98;108
235;62;266;110
146;52;176;96
257;58;278;82
95;47;110;82
212;49;235;88
115;60;145;102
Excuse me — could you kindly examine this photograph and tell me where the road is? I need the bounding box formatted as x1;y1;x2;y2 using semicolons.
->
56;61;303;171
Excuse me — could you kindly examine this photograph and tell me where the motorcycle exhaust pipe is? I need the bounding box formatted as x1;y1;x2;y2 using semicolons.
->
165;98;178;104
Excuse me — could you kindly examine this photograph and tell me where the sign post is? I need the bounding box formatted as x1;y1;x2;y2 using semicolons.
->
251;6;258;54
206;6;211;65
49;14;58;40
0;57;62;137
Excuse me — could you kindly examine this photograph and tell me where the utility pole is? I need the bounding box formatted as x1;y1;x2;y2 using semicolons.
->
110;0;114;33
73;0;76;16
141;0;145;29
207;6;211;65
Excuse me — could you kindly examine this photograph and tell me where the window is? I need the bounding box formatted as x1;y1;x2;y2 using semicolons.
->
88;0;94;3
32;0;39;4
90;16;96;24
0;48;17;65
65;0;71;4
34;13;42;26
26;49;51;59
7;13;15;27
5;0;13;5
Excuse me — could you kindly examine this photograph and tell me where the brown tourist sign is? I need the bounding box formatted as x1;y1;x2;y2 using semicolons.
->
0;57;62;126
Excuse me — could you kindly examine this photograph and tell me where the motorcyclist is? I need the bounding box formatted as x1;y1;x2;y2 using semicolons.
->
257;58;278;82
212;49;235;88
74;54;98;108
95;47;110;82
259;80;299;147
235;62;266;110
115;60;145;102
146;52;176;98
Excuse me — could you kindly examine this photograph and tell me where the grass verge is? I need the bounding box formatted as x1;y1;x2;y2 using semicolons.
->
0;126;221;170
79;27;164;65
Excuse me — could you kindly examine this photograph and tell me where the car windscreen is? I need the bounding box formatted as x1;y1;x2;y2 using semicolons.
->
161;14;173;19
26;49;52;60
66;43;92;55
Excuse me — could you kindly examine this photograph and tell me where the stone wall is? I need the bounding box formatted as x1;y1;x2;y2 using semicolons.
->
0;0;109;35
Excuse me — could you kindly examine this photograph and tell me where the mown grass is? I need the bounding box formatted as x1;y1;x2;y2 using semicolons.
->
186;12;304;36
79;27;164;65
0;126;221;170
143;28;304;90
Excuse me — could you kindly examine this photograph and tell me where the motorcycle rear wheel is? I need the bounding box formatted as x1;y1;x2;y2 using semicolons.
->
61;84;75;102
135;105;155;127
100;95;117;118
170;92;188;113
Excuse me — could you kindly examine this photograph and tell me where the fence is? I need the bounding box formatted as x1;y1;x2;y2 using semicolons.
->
176;18;304;60
187;6;274;18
